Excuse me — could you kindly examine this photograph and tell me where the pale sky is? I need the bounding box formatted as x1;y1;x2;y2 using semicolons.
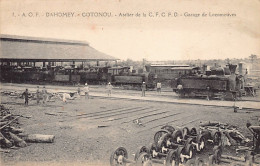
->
1;0;260;61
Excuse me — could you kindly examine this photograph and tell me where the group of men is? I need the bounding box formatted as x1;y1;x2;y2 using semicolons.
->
21;81;163;105
141;81;162;97
22;86;48;106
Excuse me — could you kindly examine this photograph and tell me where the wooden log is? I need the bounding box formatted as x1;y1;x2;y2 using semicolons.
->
0;132;13;148
13;115;32;119
0;121;8;127
223;131;237;145
24;134;55;143
0;114;12;122
0;148;10;153
200;121;228;127
200;121;220;127
10;127;24;134
16;133;28;138
0;116;20;130
221;155;245;162
9;132;27;147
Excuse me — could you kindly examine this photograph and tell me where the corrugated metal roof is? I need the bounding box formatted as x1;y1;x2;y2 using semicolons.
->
0;34;118;61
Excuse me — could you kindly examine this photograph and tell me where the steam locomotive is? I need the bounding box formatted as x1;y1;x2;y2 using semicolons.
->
171;64;246;100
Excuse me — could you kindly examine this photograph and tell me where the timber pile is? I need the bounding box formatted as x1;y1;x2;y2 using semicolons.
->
0;105;25;148
0;105;55;151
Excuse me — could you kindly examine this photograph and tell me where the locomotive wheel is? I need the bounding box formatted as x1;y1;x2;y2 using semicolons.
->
154;130;169;146
212;145;222;156
184;137;194;151
190;128;197;136
213;149;221;164
134;146;150;161
165;149;178;166
182;127;190;139
210;130;221;146
110;147;128;166
185;159;196;166
176;146;185;164
200;130;211;140
172;129;183;143
148;143;158;158
185;138;194;146
136;152;151;166
208;154;217;166
196;135;206;152
184;144;194;159
157;133;174;151
194;157;205;166
161;125;175;134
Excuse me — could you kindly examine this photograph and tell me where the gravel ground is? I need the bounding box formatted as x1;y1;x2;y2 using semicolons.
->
0;90;260;166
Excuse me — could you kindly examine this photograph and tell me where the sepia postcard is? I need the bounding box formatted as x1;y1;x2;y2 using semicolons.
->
0;0;260;166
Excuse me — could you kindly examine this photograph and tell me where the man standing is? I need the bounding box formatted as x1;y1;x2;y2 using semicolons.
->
83;83;90;99
106;82;113;97
42;86;48;105
141;82;146;97
36;86;40;104
156;81;162;94
22;88;29;106
177;84;183;98
77;84;81;95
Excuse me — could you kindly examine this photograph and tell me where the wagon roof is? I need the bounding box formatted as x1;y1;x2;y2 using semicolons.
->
170;67;193;70
183;75;230;80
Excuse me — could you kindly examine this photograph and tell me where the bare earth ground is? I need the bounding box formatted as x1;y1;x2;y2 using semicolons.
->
0;86;260;166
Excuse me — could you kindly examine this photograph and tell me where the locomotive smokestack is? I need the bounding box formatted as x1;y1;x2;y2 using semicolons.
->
202;64;207;74
228;64;237;74
238;63;243;75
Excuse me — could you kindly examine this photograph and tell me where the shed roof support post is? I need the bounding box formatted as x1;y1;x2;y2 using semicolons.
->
97;61;99;66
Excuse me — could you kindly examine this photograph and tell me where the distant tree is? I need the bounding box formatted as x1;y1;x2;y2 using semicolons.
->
225;58;230;64
249;54;257;64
